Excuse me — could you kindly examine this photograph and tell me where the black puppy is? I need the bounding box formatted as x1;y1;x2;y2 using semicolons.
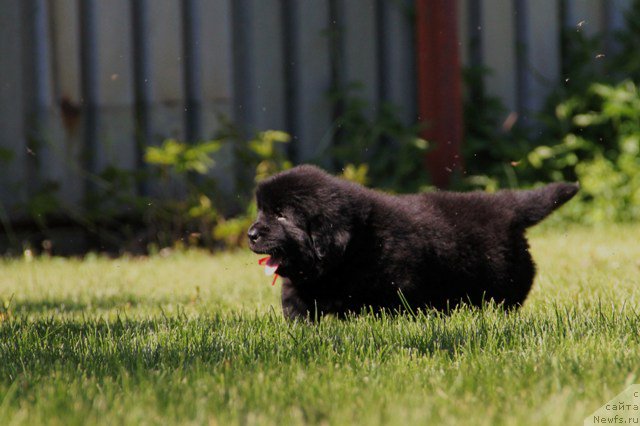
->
248;165;578;320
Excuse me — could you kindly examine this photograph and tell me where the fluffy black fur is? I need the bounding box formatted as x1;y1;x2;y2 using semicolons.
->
248;165;578;320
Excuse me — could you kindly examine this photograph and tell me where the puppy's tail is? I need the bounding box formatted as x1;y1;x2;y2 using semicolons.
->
512;182;579;228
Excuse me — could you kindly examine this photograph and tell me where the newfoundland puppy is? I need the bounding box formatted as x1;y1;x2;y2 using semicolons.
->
248;165;578;320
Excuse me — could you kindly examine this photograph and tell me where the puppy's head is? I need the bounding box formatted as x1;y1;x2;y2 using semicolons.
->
248;165;354;280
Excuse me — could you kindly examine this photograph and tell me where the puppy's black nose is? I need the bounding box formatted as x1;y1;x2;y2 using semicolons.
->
247;225;261;243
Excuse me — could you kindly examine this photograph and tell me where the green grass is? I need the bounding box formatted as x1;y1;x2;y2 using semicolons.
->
1;225;640;425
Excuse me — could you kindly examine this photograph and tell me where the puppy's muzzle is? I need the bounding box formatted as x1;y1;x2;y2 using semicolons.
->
247;222;267;244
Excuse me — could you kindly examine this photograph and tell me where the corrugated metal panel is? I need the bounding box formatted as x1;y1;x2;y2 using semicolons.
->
0;0;634;213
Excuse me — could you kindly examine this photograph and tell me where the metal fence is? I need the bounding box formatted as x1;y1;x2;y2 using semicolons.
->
0;0;631;215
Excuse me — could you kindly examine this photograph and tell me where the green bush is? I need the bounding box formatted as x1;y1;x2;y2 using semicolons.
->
211;129;292;248
138;128;293;250
538;81;640;223
462;0;640;223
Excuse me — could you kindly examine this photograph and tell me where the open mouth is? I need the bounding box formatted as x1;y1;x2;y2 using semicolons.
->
258;255;280;276
258;255;284;285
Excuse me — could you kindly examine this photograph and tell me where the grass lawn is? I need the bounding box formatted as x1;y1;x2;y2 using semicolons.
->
1;225;639;425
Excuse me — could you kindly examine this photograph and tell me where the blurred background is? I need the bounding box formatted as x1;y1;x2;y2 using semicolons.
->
0;0;638;255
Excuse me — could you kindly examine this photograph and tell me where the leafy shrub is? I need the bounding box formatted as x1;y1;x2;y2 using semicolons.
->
211;129;292;248
530;80;640;223
462;1;640;223
145;139;222;175
138;128;293;250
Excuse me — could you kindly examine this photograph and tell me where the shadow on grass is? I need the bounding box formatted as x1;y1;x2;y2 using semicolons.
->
8;296;143;314
1;304;638;383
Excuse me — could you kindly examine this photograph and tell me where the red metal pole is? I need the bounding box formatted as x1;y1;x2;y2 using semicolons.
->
415;0;464;188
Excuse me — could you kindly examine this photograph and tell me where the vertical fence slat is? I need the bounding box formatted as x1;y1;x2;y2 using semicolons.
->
377;0;415;125
327;0;344;158
200;0;233;105
198;0;235;197
294;0;333;162
482;0;517;114
343;0;378;115
231;0;254;135
526;0;560;115
561;0;575;27
251;0;286;131
281;0;300;159
51;1;81;102
0;1;26;212
23;0;54;197
27;0;52;116
79;0;99;200
467;0;483;69
275;0;335;162
513;0;530;124
147;0;185;144
375;0;388;103
182;0;203;144
49;0;84;207
132;0;151;196
559;0;570;77
94;0;136;192
465;0;484;105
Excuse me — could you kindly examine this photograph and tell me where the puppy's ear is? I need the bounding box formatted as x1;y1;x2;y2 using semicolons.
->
309;219;350;262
